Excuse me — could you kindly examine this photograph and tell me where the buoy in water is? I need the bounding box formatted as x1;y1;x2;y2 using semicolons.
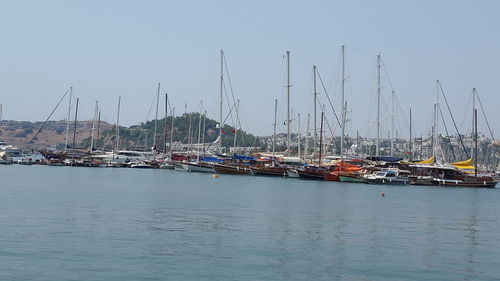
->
212;174;220;178
381;192;385;197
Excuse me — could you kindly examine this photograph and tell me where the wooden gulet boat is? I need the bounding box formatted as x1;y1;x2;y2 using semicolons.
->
250;165;287;177
212;163;253;175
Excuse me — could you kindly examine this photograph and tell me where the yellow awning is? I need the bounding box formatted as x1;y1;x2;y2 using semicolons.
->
450;158;473;167
411;157;435;164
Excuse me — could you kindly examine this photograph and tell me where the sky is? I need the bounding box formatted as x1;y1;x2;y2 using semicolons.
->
1;0;499;139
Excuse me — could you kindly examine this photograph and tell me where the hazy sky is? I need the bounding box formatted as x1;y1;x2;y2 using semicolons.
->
1;0;499;139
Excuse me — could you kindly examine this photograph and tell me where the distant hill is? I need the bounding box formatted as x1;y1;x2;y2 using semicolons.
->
0;120;113;150
96;112;264;151
0;113;264;151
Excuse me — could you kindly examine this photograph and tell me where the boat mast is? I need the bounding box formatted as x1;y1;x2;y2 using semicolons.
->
340;45;346;162
432;80;439;160
474;109;478;177
472;87;476;160
90;101;98;153
376;53;381;156
197;100;203;161
318;111;324;165
219;49;224;140
97;111;101;146
409;108;412;161
297;113;301;158
272;99;277;163
163;93;168;155
286;50;291;151
170;107;175;155
233;99;239;149
115;96;121;153
153;82;160;151
474;108;478;177
64;86;72;152
72;97;79;149
313;65;317;156
202;110;206;155
305;114;310;161
390;90;395;157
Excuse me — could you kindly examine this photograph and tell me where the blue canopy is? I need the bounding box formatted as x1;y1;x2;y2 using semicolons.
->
366;156;403;162
200;156;225;163
232;154;256;161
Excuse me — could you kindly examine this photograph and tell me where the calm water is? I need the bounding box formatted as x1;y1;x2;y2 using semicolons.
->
1;165;499;280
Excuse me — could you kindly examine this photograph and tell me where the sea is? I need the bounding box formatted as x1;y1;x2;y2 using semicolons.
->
1;165;499;280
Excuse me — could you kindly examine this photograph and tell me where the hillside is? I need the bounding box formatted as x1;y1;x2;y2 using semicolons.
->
0;113;264;151
97;112;264;151
0;120;113;150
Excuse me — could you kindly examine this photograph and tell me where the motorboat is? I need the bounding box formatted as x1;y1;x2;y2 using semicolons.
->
364;169;410;185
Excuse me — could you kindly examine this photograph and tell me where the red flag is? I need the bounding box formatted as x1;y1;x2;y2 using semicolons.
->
221;129;226;135
232;129;236;133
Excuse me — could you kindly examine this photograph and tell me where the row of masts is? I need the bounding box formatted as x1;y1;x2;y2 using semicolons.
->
26;48;494;172
280;46;350;163
279;47;492;169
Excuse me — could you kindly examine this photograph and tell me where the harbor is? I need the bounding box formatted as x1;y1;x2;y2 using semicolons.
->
2;1;500;280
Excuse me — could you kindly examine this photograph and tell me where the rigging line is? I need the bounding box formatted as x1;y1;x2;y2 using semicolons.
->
222;57;248;148
203;102;237;154
316;70;341;127
460;89;474;129
28;87;71;144
322;111;339;151
134;92;157;150
345;45;378;56
394;94;409;129
316;69;353;149
223;81;235;126
380;57;395;91
290;52;315;67
222;54;239;124
439;82;469;159
475;90;495;140
393;81;435;92
438;104;456;161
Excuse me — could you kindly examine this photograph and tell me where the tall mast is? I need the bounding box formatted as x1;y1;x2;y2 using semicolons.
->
474;108;478;177
390;90;395;157
197;100;203;161
356;131;359;156
297;113;301;158
286;50;291;151
409;109;412;161
472;87;476;160
319;111;324;165
376;53;381;156
219;49;224;139
115;96;121;152
0;104;2;121
340;45;346;162
233;99;239;148
202;110;206;154
170;107;175;155
432;80;439;160
97;111;101;145
64;86;72;152
305;114;310;161
90;101;98;153
163;93;168;154
153;82;160;151
272;99;277;163
72;97;79;149
313;65;317;156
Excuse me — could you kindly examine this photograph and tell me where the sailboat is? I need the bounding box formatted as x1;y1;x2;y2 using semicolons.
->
408;85;497;187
